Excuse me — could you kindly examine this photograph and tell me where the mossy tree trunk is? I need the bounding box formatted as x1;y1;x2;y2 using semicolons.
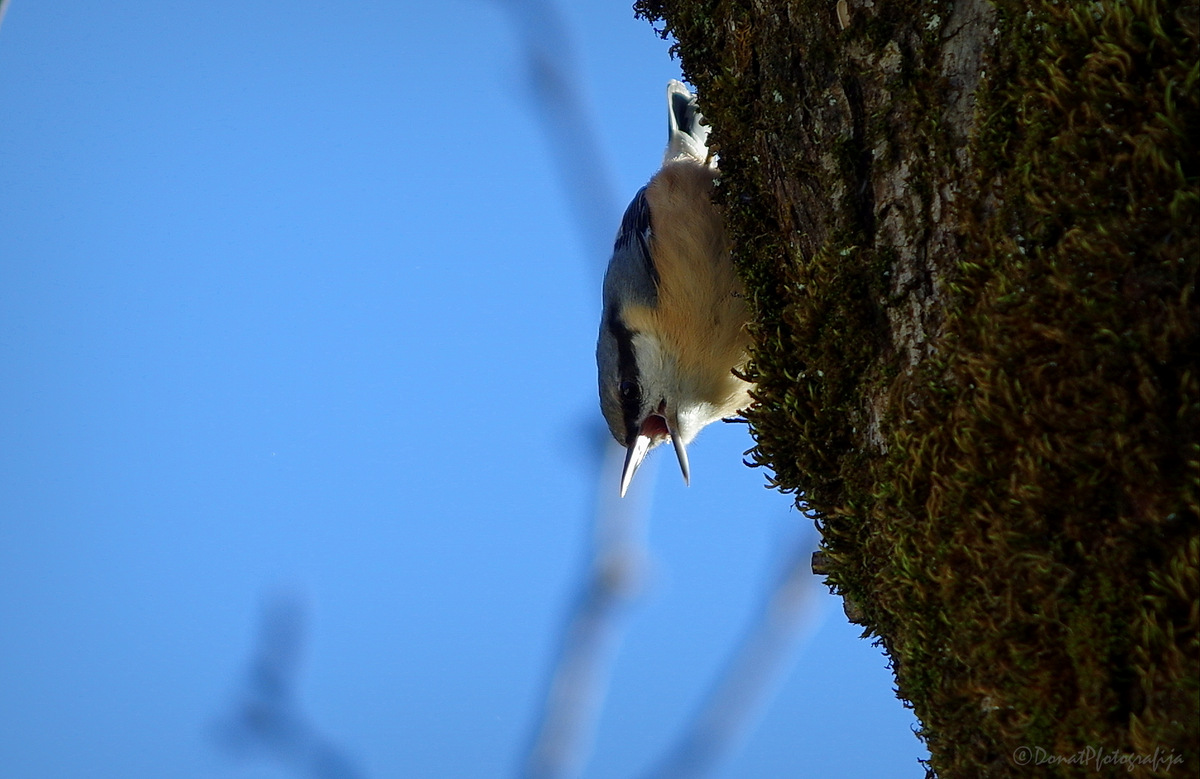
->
632;0;1198;776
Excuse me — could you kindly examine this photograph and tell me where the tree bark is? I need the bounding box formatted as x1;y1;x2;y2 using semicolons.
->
633;0;1198;776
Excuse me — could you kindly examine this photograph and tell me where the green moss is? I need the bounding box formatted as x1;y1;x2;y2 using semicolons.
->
636;0;1198;776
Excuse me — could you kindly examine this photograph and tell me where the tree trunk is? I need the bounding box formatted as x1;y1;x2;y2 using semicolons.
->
633;0;1198;776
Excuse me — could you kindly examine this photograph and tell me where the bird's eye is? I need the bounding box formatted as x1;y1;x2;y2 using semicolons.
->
619;380;638;400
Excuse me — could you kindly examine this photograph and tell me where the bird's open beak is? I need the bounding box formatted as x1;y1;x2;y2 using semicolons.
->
619;413;690;497
671;424;691;487
619;431;653;498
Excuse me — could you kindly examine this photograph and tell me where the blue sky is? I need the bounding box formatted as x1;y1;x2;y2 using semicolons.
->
0;2;927;777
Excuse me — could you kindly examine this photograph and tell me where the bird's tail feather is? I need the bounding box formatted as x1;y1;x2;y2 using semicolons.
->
663;80;714;167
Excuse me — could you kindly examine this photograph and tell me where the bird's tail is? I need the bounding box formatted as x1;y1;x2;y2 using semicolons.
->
663;80;714;168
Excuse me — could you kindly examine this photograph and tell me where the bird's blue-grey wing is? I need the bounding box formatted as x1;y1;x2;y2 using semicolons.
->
603;186;657;309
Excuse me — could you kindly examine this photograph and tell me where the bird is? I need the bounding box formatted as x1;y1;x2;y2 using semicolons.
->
596;80;753;497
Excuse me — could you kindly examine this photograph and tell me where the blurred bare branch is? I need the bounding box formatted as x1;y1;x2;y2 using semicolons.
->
491;3;824;778
520;440;655;779
641;528;824;779
489;0;622;267
213;592;364;779
487;2;657;778
0;0;12;34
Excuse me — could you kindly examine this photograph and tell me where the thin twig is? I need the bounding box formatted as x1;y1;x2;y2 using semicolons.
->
213;592;364;779
520;441;654;779
486;2;656;777
488;0;622;264
641;528;824;779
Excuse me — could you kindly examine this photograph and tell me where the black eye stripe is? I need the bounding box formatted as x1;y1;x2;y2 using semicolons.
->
605;309;644;443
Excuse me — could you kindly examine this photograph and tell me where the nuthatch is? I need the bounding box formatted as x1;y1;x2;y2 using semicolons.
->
597;80;753;497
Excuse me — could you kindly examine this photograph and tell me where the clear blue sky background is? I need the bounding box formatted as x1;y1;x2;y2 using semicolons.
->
0;2;928;777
